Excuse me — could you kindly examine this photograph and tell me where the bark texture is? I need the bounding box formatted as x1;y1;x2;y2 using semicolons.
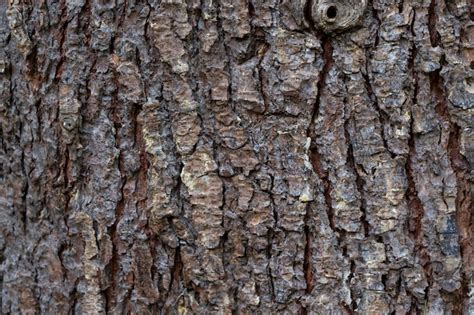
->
0;0;473;314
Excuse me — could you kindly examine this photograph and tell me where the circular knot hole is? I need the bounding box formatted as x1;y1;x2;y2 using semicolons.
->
326;5;338;21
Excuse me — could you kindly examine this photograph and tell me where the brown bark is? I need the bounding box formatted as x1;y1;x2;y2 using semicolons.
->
0;0;472;314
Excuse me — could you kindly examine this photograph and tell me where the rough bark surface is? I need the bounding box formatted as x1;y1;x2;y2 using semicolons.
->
0;0;472;314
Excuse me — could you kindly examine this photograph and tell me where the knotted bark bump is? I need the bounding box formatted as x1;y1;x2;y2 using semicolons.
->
310;0;367;33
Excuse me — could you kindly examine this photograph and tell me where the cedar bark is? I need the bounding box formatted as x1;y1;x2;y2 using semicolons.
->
0;0;472;314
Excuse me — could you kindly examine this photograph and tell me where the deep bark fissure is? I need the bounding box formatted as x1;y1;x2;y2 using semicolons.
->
371;3;381;48
266;227;276;301
428;0;441;48
19;124;28;232
344;118;369;237
168;244;183;295
406;11;432;307
103;14;131;304
430;66;472;310
303;204;313;295
303;35;335;311
53;2;68;81
448;124;472;311
304;0;317;33
308;36;335;230
406;131;432;286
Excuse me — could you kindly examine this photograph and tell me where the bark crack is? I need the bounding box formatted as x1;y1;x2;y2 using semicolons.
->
430;67;472;311
428;0;441;48
362;69;396;159
308;36;335;231
344;119;369;237
303;204;314;294
304;36;334;313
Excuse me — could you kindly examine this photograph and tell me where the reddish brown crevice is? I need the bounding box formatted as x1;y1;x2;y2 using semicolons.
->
104;60;126;313
303;37;334;312
53;1;69;81
405;72;433;307
106;101;148;311
406;133;432;278
428;0;441;48
257;43;270;114
308;37;334;139
406;20;432;306
19;143;28;230
448;125;472;313
303;204;314;294
134;100;149;210
310;148;334;231
104;179;126;312
105;10;146;303
131;105;150;311
308;36;335;229
430;68;472;309
166;245;183;303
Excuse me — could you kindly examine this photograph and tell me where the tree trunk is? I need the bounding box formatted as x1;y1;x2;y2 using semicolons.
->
0;0;472;314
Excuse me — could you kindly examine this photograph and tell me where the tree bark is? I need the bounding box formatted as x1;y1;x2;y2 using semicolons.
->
0;0;472;314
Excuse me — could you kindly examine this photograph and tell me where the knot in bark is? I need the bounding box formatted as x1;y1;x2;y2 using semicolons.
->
309;0;367;33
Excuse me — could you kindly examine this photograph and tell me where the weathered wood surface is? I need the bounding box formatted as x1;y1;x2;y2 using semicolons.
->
0;0;472;314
